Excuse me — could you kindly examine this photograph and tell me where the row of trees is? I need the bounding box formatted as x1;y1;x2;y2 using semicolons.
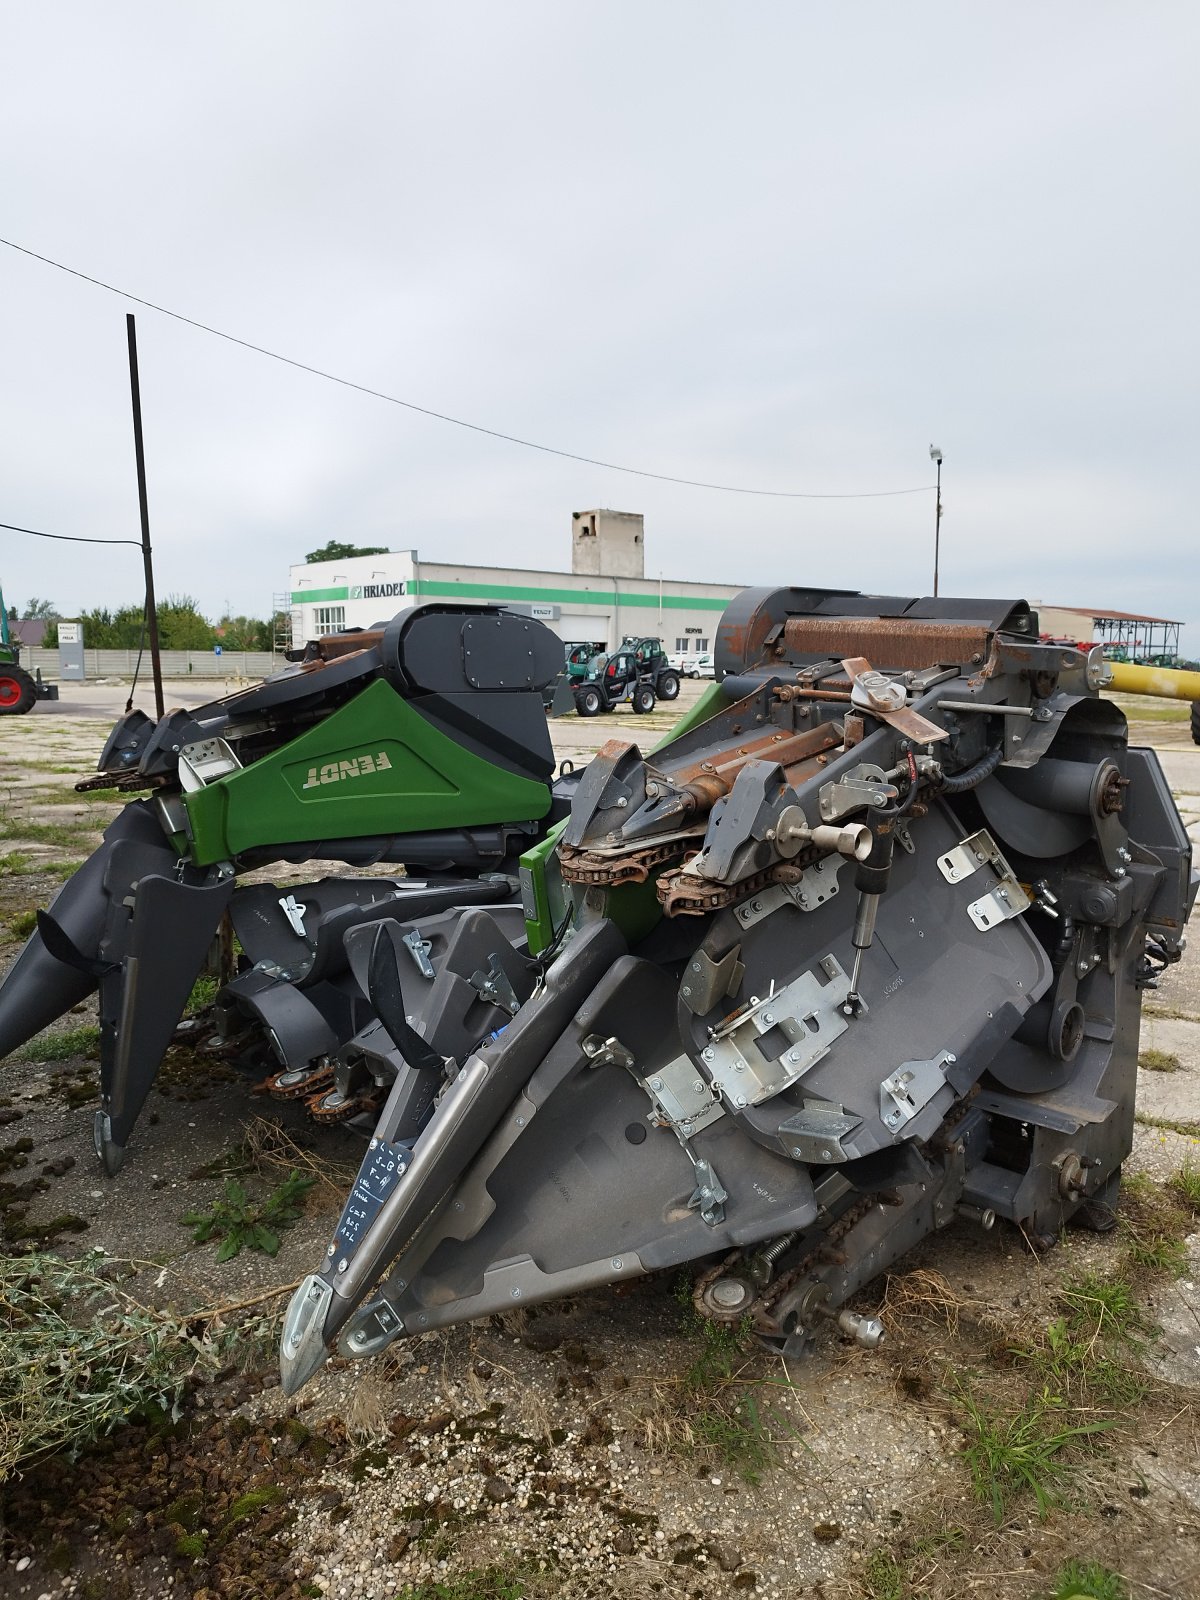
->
27;597;282;652
11;543;392;652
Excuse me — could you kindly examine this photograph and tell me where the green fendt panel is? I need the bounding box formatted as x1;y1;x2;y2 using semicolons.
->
183;678;551;865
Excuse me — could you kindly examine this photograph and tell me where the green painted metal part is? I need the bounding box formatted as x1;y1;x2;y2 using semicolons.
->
519;818;568;954
651;678;729;752
182;678;552;866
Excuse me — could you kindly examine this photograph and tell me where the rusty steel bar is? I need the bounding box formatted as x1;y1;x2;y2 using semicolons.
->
780;617;991;673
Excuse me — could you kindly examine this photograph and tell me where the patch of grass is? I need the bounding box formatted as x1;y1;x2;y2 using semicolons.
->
1058;1271;1147;1346
183;1169;315;1262
1119;702;1190;723
395;1564;537;1600
1138;1047;1181;1072
6;907;37;940
186;973;220;1015
18;1025;101;1064
0;819;100;849
47;859;87;883
0;852;31;875
1015;1310;1145;1408
957;1384;1117;1524
862;1528;965;1599
640;1283;787;1484
1047;1558;1127;1599
862;1549;906;1600
0;1251;207;1478
1168;1159;1200;1213
1118;1175;1191;1279
1134;1110;1200;1138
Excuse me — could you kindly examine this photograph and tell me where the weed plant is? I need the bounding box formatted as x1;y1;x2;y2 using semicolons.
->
184;1169;315;1261
0;1251;205;1479
1047;1558;1127;1599
957;1383;1116;1524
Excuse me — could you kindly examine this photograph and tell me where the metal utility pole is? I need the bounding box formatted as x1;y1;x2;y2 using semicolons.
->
929;444;943;597
126;314;165;717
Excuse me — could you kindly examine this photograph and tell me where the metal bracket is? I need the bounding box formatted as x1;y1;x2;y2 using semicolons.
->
469;954;521;1015
581;1033;636;1071
819;764;898;821
278;894;308;939
687;1156;729;1227
936;828;1031;931
401;929;435;979
642;1054;725;1136
701;955;851;1108
733;856;847;932
178;736;243;792
341;1296;405;1358
680;945;745;1015
777;1101;862;1164
879;1050;955;1131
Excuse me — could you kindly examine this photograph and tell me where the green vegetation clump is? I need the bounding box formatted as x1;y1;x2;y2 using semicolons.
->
223;1484;285;1526
18;1025;101;1064
0;1252;203;1479
1118;1174;1192;1278
183;1170;315;1262
1047;1558;1127;1599
1137;1048;1181;1072
395;1565;536;1600
186;973;220;1015
6;908;37;940
958;1385;1116;1524
1168;1159;1200;1213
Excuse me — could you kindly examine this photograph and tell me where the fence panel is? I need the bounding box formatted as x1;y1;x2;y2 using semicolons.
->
24;648;281;680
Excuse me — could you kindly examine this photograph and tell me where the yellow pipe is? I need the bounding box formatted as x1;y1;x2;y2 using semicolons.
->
1106;661;1200;701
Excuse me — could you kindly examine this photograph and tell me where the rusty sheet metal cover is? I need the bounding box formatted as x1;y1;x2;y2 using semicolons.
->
780;617;991;672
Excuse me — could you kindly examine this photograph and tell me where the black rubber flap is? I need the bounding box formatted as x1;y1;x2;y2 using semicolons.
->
102;871;234;1152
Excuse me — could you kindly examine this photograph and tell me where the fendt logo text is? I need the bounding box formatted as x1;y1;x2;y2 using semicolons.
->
302;751;394;790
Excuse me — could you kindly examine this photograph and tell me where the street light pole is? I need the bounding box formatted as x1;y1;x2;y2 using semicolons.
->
929;445;943;597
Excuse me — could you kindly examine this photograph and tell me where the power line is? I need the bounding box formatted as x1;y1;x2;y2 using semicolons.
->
1;520;143;547
1;236;935;502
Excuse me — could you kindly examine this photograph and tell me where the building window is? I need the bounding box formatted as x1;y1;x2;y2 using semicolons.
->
675;637;690;652
695;637;709;652
313;605;346;636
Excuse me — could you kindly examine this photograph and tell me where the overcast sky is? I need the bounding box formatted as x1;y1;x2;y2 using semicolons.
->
2;4;1197;647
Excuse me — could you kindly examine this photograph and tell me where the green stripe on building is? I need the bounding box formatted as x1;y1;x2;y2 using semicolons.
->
290;586;350;603
291;578;732;610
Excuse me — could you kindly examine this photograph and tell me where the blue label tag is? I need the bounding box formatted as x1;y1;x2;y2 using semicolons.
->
333;1139;407;1254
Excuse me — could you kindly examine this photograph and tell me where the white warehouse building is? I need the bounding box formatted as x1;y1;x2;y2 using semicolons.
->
288;510;742;656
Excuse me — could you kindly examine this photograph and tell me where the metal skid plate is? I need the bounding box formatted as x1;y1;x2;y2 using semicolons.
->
703;955;850;1108
936;827;1031;931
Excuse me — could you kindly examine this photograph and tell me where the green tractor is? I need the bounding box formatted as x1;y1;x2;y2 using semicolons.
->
0;594;58;714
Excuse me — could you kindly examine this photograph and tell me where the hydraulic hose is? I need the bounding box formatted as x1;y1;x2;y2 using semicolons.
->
939;744;1003;795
